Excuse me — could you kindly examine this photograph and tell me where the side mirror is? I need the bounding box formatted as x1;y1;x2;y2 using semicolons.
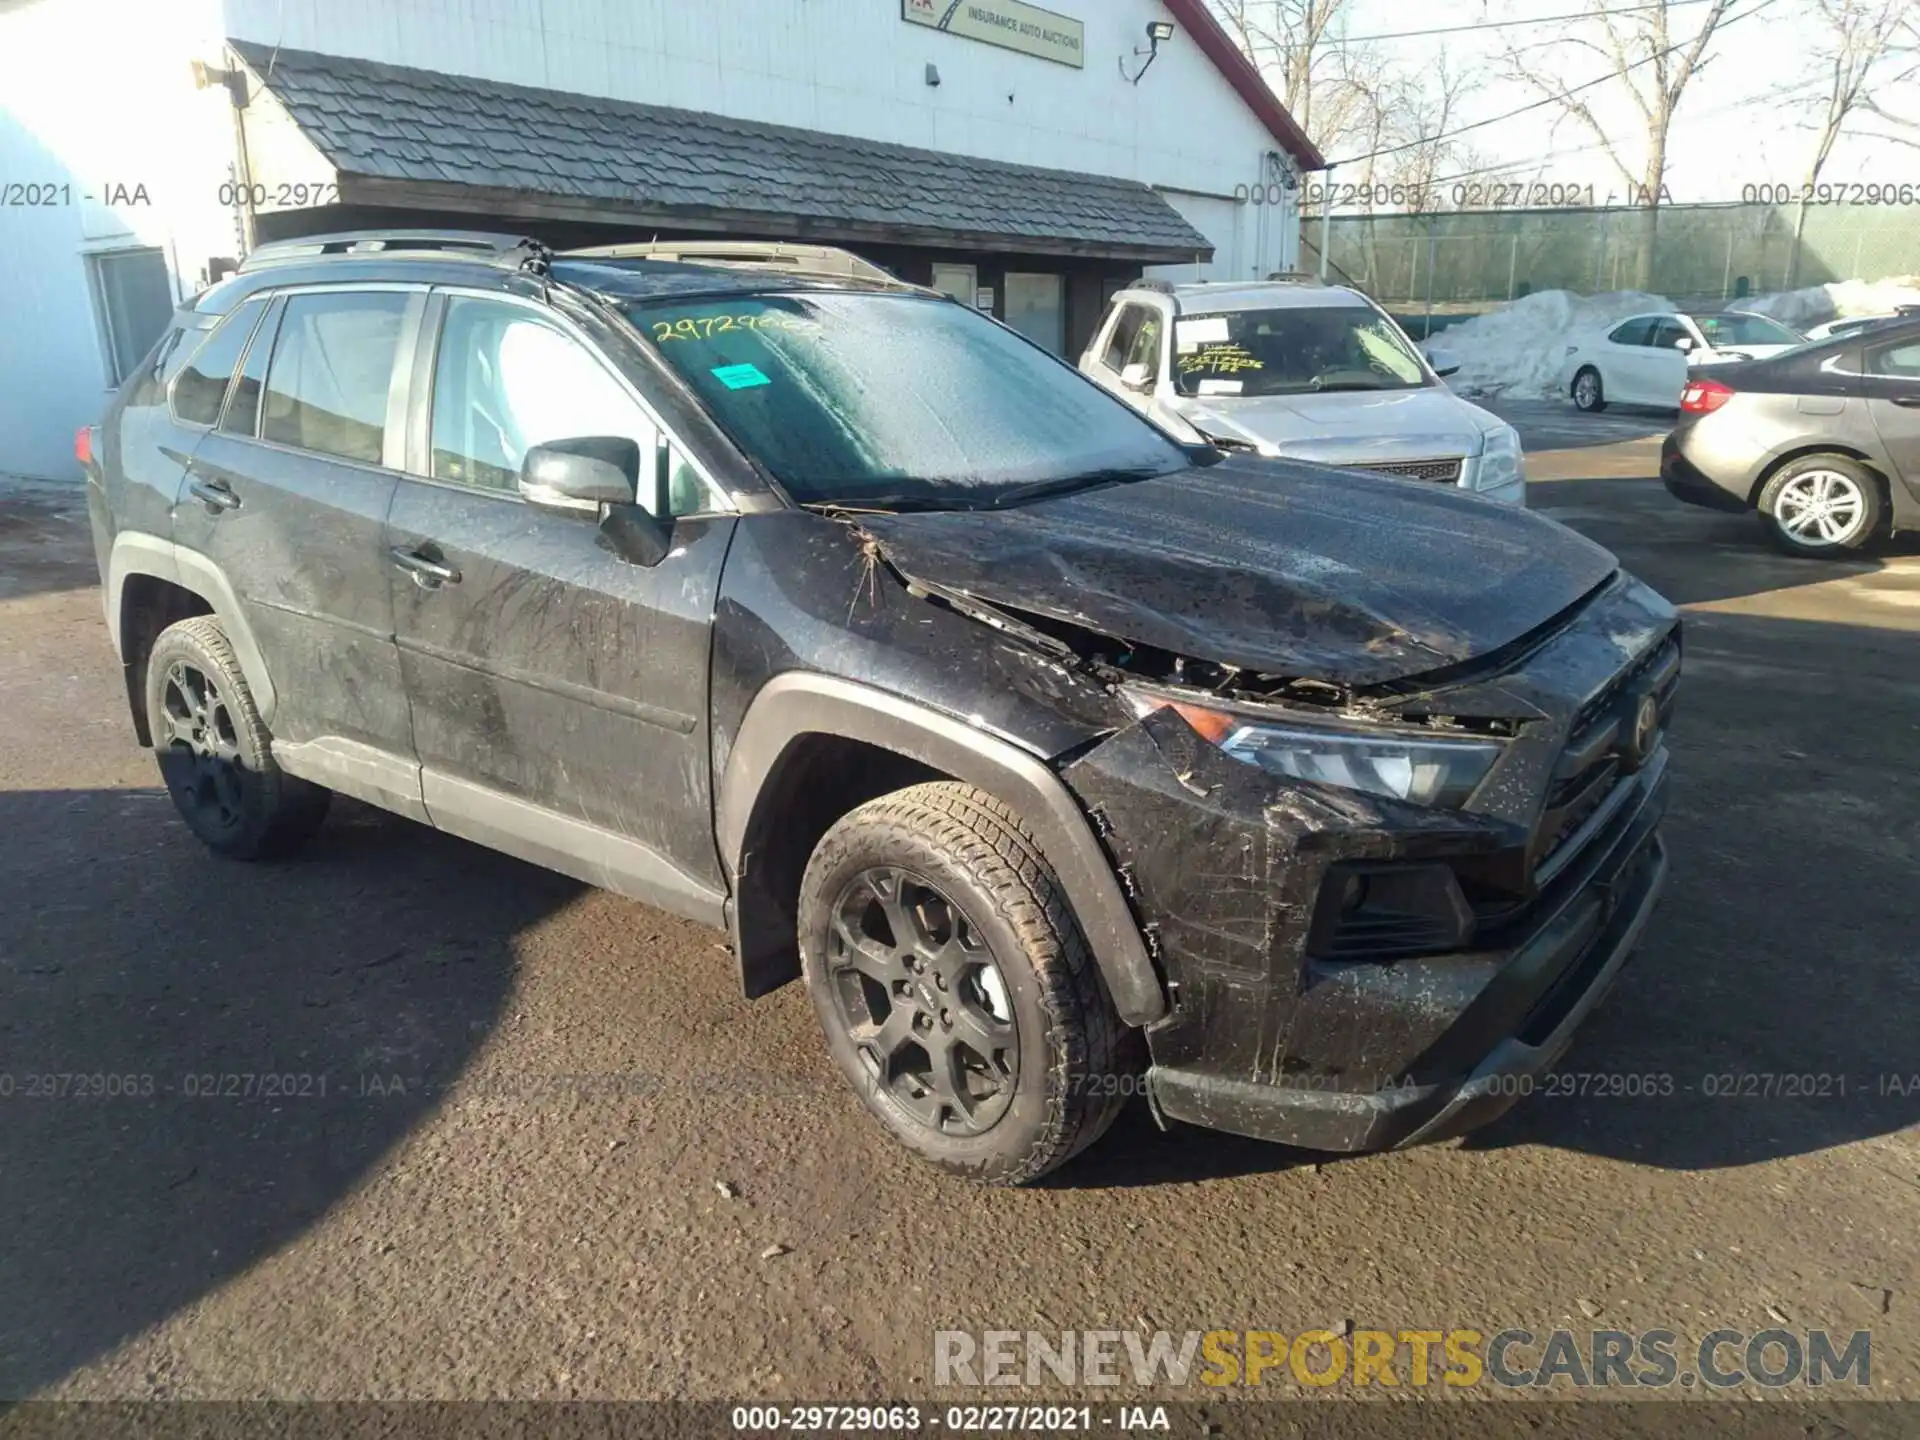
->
1120;362;1154;393
1673;335;1695;352
519;437;640;515
1425;347;1462;378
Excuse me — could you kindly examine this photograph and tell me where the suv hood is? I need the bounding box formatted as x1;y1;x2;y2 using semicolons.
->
860;457;1617;687
1170;386;1491;465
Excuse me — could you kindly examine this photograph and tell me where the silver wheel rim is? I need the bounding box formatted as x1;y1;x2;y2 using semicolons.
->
1776;470;1867;547
1575;373;1598;406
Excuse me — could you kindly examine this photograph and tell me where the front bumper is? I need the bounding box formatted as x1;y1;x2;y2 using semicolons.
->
1062;578;1679;1154
1148;766;1666;1151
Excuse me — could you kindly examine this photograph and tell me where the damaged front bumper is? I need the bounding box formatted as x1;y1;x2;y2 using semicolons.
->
1063;595;1678;1154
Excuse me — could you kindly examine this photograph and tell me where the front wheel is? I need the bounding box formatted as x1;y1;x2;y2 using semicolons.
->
145;616;331;858
798;782;1140;1185
1758;457;1884;557
1571;366;1607;412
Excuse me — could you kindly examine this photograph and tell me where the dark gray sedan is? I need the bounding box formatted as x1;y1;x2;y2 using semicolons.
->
1661;317;1920;556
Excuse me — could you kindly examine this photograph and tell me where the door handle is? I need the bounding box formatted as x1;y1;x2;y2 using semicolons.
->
1891;396;1920;409
188;476;241;513
390;544;462;588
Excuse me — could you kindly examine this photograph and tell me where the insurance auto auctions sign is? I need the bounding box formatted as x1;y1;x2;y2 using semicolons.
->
903;0;1085;68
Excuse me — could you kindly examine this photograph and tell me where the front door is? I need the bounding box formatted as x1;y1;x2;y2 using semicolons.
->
171;286;419;784
386;291;735;908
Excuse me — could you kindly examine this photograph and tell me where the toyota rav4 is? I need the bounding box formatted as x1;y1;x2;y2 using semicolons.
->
82;232;1678;1184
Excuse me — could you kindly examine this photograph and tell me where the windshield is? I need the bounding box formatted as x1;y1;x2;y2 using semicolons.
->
1691;312;1803;347
624;291;1188;509
1171;304;1429;399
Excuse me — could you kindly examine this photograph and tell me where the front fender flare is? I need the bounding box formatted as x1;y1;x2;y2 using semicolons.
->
718;673;1167;1027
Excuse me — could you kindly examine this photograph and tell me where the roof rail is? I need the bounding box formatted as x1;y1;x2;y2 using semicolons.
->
238;230;552;274
561;239;913;288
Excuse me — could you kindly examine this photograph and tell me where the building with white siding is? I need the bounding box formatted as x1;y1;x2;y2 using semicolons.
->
0;0;1320;481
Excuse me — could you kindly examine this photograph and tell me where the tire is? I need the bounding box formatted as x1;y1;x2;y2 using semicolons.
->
1758;456;1884;558
144;616;331;859
798;782;1141;1185
1571;366;1607;412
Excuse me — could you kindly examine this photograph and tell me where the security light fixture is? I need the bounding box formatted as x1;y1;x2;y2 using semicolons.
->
1123;20;1176;84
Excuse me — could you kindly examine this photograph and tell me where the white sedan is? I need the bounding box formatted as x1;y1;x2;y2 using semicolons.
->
1561;310;1805;412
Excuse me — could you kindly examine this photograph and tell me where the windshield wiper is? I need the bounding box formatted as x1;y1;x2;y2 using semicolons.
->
978;467;1168;510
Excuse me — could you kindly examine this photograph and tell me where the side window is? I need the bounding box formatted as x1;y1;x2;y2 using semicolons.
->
431;296;694;511
260;291;411;465
1867;342;1920;380
1126;310;1165;382
1647;318;1688;351
1608;319;1652;347
221;301;282;437
1100;304;1146;371
170;300;265;427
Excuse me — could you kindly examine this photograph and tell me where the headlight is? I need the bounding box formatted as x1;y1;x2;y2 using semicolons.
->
1475;424;1524;492
1126;694;1503;809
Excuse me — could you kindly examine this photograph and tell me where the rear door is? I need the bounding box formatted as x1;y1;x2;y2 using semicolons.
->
1862;335;1920;489
171;285;422;808
385;289;736;912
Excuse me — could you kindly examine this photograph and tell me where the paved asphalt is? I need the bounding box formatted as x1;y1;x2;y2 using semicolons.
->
1;402;1917;1410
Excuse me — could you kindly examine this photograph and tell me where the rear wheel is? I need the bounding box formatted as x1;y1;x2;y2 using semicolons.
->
798;782;1139;1185
1759;456;1883;558
1571;366;1607;412
145;616;330;858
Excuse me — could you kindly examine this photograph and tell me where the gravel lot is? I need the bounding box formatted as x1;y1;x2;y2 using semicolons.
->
2;410;1916;1412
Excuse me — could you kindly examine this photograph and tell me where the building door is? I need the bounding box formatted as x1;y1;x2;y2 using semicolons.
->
929;263;979;308
1003;273;1065;353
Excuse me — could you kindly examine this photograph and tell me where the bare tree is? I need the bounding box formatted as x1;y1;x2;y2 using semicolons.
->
1788;0;1918;282
1382;50;1484;213
1209;0;1384;157
1802;0;1917;184
1498;0;1747;210
1850;7;1920;151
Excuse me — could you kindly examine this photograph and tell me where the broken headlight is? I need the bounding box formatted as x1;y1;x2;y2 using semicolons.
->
1128;694;1502;809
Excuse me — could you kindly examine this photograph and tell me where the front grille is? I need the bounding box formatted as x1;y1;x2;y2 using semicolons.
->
1534;634;1681;883
1344;456;1465;484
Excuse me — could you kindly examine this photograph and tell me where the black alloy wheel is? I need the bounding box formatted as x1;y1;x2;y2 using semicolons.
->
156;659;249;838
823;865;1019;1137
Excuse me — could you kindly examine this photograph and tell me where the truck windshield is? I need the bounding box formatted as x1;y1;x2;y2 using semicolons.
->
624;291;1188;509
1171;305;1429;398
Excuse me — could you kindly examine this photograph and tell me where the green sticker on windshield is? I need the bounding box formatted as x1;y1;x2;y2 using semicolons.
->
711;363;771;390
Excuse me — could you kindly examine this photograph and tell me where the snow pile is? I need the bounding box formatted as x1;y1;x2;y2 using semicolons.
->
1742;276;1920;331
1422;290;1675;399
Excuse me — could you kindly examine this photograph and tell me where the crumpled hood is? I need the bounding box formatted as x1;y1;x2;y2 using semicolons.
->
1173;386;1494;466
861;457;1618;686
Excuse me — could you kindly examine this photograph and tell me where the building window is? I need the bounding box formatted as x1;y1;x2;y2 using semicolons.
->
88;248;176;387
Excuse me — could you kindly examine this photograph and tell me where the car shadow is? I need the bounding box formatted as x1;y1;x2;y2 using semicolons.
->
0;790;576;1398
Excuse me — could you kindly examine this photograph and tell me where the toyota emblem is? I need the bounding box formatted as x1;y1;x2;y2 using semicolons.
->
1624;694;1661;771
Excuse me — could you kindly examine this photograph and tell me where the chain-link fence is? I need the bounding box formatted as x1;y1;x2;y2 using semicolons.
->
1300;202;1920;328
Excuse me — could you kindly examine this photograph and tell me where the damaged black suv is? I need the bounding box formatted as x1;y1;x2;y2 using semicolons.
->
85;232;1678;1184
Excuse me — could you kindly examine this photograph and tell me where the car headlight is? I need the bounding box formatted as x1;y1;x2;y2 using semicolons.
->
1126;693;1503;809
1475;424;1524;491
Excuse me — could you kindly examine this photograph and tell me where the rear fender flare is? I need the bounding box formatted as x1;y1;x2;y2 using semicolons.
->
107;533;278;725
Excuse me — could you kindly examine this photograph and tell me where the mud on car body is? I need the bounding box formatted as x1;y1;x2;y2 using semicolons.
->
83;232;1679;1184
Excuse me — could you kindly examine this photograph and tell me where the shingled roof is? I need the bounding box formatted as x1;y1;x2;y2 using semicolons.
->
229;41;1215;263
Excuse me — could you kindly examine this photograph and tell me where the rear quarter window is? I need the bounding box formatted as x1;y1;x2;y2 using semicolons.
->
170;300;267;427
